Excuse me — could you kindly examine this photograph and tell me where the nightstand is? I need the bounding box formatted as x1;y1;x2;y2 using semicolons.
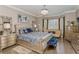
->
0;33;16;50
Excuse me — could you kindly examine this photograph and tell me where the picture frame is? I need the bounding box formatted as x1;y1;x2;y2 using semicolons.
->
18;15;27;23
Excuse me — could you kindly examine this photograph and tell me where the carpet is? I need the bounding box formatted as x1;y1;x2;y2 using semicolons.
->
12;46;33;54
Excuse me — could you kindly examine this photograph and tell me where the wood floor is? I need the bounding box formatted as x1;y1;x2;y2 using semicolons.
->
0;39;75;54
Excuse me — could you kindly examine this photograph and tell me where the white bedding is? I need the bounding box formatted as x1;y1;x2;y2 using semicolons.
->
18;32;52;44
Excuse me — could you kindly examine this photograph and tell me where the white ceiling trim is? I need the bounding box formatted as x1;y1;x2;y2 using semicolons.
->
58;10;77;17
5;5;37;17
63;10;76;14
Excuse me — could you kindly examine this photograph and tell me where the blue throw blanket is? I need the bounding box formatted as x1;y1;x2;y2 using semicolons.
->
18;32;52;44
47;37;58;47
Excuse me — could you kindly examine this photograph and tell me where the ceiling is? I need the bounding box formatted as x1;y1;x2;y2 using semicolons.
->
6;5;78;17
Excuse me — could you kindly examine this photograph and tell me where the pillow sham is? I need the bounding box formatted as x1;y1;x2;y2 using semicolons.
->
26;28;33;32
19;28;33;34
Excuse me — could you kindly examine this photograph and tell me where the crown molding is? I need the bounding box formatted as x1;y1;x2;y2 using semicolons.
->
63;10;77;14
5;5;37;17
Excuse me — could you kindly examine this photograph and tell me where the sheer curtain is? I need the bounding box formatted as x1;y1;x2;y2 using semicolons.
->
48;19;59;30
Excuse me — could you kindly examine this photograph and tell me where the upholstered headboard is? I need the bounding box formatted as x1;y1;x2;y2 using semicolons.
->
15;24;33;34
19;28;33;34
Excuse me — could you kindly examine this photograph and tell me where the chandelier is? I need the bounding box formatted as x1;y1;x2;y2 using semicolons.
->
41;5;48;15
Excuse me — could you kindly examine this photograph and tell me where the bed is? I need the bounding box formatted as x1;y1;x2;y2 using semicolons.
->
17;28;53;53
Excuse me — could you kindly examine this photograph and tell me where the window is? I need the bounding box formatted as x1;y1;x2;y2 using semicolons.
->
48;19;59;30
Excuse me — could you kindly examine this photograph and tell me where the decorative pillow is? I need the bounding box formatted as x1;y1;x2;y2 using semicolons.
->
19;28;33;34
23;29;27;33
26;28;33;32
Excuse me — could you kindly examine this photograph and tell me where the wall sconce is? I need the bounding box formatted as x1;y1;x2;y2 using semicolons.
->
34;24;37;28
33;24;39;31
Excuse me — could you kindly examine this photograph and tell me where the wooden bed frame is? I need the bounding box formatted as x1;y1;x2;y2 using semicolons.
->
15;25;53;53
17;35;52;54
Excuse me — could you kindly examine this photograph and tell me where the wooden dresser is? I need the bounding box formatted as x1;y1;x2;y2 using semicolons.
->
0;33;16;51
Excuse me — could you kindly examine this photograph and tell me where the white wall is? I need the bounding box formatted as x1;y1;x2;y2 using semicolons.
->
65;12;77;26
0;6;36;32
35;18;43;31
36;11;77;33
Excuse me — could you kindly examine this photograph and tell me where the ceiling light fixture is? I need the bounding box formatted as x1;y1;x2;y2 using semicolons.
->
41;5;48;15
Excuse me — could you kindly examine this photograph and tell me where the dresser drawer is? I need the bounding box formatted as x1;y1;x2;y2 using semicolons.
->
0;37;7;43
8;42;16;46
8;36;16;41
0;34;16;49
8;40;16;44
1;42;7;49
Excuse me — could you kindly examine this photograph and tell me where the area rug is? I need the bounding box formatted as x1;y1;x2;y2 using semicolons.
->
12;46;33;54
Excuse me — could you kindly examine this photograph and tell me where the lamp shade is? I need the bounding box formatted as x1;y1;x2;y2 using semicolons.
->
34;24;37;28
3;23;10;29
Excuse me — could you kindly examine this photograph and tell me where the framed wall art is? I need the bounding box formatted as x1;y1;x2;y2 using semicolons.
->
18;15;28;23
